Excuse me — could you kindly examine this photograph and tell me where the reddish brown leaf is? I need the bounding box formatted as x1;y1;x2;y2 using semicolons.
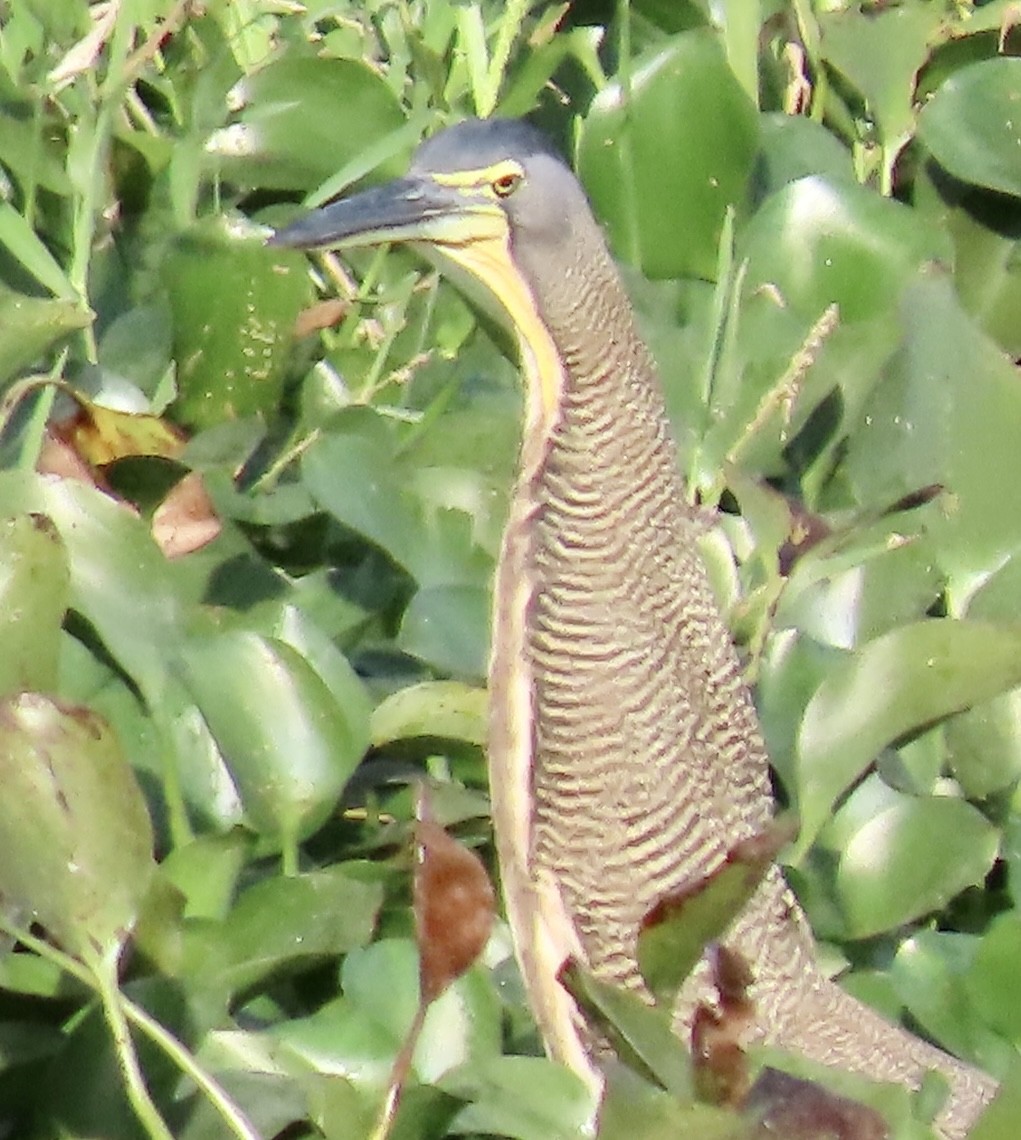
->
151;471;222;559
293;298;349;338
744;1068;889;1140
692;944;757;1108
414;811;495;1005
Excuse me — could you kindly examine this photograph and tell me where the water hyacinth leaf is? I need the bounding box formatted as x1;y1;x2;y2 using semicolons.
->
441;1056;593;1140
166;215;311;429
191;865;384;999
966;1056;1021;1140
819;4;942;148
740;176;949;322
848;277;1021;579
0;289;91;386
179;631;364;846
371;681;489;748
340;939;502;1081
578;30;759;279
637;820;793;1006
398;584;491;678
558;961;692;1099
0;693;155;964
918;58;1021;198
967;914;1021;1046
0;513;68;695
795;620;1021;855
893;932;1005;1069
835;795;998;939
208;56;406;191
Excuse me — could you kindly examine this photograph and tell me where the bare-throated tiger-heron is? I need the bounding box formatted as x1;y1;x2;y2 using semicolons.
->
270;118;996;1138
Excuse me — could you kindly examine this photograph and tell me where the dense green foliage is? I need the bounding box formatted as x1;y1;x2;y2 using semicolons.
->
0;0;1019;1136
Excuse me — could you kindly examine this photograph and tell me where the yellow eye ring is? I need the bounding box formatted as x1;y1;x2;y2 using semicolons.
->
492;171;523;197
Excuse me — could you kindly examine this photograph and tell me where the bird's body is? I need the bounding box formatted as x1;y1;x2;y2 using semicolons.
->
270;118;996;1139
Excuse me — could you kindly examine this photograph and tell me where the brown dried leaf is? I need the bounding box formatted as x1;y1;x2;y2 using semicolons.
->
294;298;350;338
414;809;495;1005
52;401;186;468
151;471;222;559
744;1068;889;1140
692;944;757;1108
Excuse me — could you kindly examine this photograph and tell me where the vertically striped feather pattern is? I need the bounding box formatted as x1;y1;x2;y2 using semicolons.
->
490;209;995;1140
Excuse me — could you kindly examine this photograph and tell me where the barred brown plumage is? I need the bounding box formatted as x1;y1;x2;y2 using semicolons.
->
269;116;996;1140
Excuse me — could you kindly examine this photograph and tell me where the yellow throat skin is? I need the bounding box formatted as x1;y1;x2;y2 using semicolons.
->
268;118;998;1140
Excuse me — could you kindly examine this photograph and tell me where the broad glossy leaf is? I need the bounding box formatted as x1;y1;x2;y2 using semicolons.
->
599;1066;741;1140
894;931;1007;1072
441;1056;592;1140
179;631;364;845
0;513;68;695
166;215;311;429
398;584;491;678
559;961;692;1099
578;30;759;279
835;794;998;938
371;681;488;748
0;693;155;964
637;822;791;1006
944;693;1021;801
207;56;406;191
277;939;500;1085
262;602;372;761
967;914;1021;1045
819;5;942;147
741;177;949;321
0;289;91;386
967;1056;1021;1140
754;112;855;197
796;620;1021;854
189;865;383;998
918;58;1021;198
844;276;1021;579
302;423;491;589
0;472;190;696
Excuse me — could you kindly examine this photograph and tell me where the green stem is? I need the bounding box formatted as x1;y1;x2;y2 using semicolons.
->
93;953;176;1140
0;921;261;1140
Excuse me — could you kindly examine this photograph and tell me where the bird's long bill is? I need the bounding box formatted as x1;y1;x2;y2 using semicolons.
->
267;175;500;252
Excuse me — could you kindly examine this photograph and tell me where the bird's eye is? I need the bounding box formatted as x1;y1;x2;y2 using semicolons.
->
492;171;523;197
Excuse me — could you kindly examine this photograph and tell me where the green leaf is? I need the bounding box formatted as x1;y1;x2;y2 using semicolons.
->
599;1065;743;1140
0;289;91;386
189;865;384;998
637;822;792;1006
371;681;488;748
206;55;406;191
178;631;366;846
0;693;155;964
398;584;491;678
918;58;1021;198
819;5;942;147
835;794;998;938
440;1056;592;1140
967;1055;1021;1140
795;620;1021;855
967;914;1021;1046
558;962;693;1099
275;939;501;1085
0;513;68;695
740;176;949;321
894;931;1009;1073
165;214;312;429
578;30;759;279
844;276;1021;579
